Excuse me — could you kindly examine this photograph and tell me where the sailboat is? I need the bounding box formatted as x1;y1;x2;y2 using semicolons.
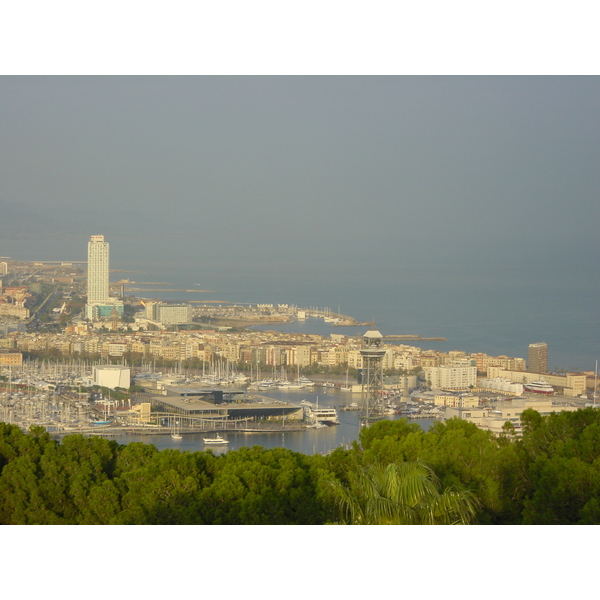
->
340;367;353;392
171;418;182;440
286;365;306;389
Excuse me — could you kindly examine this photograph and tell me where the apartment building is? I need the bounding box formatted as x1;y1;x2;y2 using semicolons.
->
157;304;193;325
0;351;23;366
528;342;548;374
424;362;477;391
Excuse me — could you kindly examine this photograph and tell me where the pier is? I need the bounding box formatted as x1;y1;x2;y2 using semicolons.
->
384;335;447;341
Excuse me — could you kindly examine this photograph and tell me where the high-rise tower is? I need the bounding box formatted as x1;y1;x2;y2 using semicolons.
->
87;235;109;304
85;234;123;321
528;342;548;374
360;329;386;425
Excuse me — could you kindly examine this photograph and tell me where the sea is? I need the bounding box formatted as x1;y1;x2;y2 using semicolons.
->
124;262;599;373
104;261;599;455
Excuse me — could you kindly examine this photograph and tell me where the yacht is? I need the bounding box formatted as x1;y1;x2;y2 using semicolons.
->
258;379;275;389
305;406;340;425
523;380;554;395
203;434;229;445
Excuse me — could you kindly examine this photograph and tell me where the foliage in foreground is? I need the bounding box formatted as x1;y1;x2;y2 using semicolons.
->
1;406;600;524
327;461;479;524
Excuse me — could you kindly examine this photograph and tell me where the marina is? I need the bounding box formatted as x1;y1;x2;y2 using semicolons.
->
0;359;438;455
88;386;438;455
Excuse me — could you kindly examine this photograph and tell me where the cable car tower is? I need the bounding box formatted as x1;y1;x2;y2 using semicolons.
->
360;329;386;426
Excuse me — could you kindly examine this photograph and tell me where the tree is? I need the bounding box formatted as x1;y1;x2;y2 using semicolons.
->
327;461;480;525
195;446;325;525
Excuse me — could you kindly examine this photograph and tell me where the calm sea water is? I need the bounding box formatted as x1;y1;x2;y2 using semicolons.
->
129;263;599;373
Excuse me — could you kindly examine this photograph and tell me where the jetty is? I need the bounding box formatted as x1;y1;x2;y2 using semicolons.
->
384;335;447;341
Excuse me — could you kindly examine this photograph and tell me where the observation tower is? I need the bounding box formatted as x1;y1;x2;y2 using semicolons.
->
359;329;386;425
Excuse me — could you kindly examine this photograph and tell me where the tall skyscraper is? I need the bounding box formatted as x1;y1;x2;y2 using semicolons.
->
87;235;109;304
528;342;548;374
85;234;123;321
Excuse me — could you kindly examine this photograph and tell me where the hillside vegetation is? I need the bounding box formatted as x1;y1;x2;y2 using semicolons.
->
1;407;600;524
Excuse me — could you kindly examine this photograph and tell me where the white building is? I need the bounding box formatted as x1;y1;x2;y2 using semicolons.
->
85;235;124;320
424;362;477;391
479;378;524;396
445;398;579;435
158;304;193;325
93;365;131;390
87;235;109;305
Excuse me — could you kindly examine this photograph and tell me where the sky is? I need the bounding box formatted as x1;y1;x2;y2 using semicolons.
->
1;76;599;285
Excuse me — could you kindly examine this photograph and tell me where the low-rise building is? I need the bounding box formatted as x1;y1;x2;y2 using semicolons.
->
94;365;131;390
487;367;587;397
0;350;23;366
434;393;480;408
445;398;580;435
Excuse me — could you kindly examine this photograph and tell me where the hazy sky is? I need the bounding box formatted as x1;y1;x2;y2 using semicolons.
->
1;76;599;284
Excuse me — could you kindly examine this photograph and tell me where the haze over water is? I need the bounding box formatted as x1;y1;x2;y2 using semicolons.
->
1;77;598;371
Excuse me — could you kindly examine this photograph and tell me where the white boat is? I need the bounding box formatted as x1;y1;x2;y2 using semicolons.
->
258;379;275;389
305;406;340;425
281;365;305;389
523;380;554;395
171;419;182;440
203;434;229;445
289;383;307;389
277;380;294;389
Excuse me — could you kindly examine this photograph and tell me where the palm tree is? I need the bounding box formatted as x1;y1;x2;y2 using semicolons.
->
328;461;479;525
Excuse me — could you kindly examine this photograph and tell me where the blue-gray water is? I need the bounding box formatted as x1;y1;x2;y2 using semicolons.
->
5;236;598;371
127;263;599;373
